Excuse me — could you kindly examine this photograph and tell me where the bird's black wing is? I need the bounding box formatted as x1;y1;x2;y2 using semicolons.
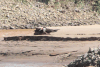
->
35;28;41;31
53;29;59;32
46;28;59;33
34;28;43;35
35;28;41;32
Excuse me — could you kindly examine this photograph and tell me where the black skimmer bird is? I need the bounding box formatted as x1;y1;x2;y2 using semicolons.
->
34;27;59;35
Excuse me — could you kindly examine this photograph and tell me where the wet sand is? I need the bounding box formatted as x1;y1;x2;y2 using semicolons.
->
0;25;100;67
0;41;99;67
0;25;100;38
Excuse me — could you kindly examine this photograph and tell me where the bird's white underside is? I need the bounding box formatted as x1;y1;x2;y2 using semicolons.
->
43;28;46;32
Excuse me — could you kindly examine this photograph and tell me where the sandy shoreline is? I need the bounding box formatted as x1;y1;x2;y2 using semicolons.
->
0;41;99;67
0;25;100;67
0;25;100;38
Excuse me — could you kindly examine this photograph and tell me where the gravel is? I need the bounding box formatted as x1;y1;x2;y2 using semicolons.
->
0;0;100;29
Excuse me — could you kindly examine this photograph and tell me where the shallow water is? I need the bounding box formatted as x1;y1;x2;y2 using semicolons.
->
0;29;34;37
0;63;43;67
0;62;62;67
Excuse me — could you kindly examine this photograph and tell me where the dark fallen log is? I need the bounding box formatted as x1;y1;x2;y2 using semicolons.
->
3;36;100;41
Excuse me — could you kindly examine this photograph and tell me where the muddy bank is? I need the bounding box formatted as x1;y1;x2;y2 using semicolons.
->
0;41;100;66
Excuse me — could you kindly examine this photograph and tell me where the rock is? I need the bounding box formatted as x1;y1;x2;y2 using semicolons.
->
74;8;80;13
49;52;70;56
25;24;34;29
0;0;99;29
88;47;92;53
49;53;59;56
67;47;100;67
2;26;7;29
6;26;12;29
10;26;15;29
0;26;2;29
59;10;66;13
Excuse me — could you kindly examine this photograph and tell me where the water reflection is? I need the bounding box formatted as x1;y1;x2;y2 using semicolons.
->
0;29;35;37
